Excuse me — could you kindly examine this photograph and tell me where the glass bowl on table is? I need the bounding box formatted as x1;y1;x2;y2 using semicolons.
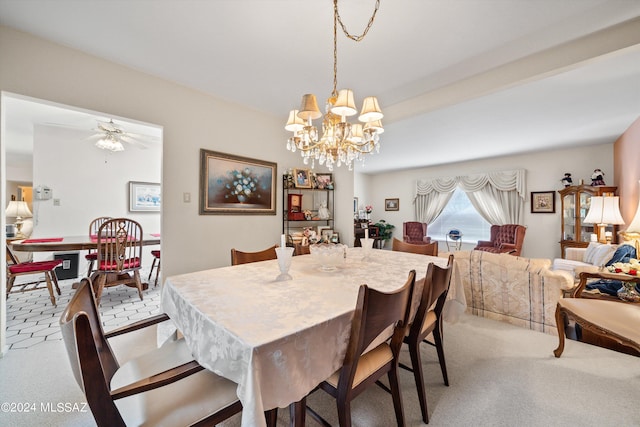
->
309;243;347;271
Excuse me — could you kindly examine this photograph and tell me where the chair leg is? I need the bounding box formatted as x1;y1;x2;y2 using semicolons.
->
148;257;157;281
553;305;566;358
44;272;56;307
51;271;62;295
86;260;95;277
409;341;429;423
433;322;449;386
336;397;352;427
133;270;144;301
7;275;16;294
154;259;161;287
388;366;406;427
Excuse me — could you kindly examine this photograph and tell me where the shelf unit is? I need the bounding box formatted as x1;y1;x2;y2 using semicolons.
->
558;184;617;258
282;176;334;243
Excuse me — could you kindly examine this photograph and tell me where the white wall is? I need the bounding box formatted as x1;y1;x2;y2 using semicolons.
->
355;143;614;259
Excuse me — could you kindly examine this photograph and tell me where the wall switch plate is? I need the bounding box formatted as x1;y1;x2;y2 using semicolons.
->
53;198;60;206
183;192;191;203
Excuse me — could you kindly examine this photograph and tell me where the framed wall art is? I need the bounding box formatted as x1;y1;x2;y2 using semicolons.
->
531;191;556;213
385;198;399;211
314;173;333;189
129;181;161;212
199;149;276;215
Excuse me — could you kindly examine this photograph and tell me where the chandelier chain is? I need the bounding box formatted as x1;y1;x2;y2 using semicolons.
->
334;0;380;42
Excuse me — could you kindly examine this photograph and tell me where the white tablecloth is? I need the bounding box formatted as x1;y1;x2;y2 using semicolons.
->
162;248;465;427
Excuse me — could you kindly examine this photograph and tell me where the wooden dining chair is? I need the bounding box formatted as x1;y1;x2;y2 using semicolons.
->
392;237;438;256
306;270;416;427
92;218;144;305
85;216;112;277
293;243;311;256
402;254;454;423
59;278;242;427
6;244;63;306
148;249;161;287
230;245;277;266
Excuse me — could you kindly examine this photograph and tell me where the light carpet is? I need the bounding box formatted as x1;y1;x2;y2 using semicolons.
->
1;313;638;426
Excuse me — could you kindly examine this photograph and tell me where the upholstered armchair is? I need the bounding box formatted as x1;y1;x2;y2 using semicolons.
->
403;221;431;244
474;224;526;256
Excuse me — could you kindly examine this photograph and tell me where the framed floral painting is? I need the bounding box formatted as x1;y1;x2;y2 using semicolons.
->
199;149;277;215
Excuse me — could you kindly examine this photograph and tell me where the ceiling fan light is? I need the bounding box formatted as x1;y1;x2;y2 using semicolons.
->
285;109;305;132
359;96;383;122
331;89;357;117
298;94;322;121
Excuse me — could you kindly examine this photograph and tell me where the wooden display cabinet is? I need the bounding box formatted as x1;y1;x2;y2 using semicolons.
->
558;185;617;258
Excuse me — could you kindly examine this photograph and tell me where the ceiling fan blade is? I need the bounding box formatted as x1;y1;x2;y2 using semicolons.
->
120;135;149;149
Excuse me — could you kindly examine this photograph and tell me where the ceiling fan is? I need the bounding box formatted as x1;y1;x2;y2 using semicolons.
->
89;119;154;152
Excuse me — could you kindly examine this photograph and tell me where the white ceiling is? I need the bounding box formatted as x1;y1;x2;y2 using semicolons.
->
1;0;639;173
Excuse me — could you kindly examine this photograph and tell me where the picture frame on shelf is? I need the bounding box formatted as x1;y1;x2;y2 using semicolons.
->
531;191;556;213
317;225;331;238
129;181;161;212
320;229;334;242
293;168;312;188
385;198;399;211
199;149;276;215
315;173;333;189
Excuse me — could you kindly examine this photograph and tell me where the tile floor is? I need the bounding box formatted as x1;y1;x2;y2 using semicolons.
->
5;267;161;350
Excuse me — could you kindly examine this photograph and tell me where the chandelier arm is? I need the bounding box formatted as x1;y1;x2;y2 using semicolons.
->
334;0;380;42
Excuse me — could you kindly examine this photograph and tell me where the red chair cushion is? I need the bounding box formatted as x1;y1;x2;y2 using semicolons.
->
151;250;161;258
9;260;63;274
98;257;141;271
85;253;98;260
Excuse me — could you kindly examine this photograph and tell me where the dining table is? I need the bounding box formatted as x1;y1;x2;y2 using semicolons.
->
162;247;466;427
9;234;161;252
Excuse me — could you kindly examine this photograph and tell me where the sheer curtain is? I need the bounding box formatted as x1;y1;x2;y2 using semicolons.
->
414;170;525;225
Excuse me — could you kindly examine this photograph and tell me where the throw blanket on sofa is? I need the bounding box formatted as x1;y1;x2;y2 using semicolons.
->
586;245;638;295
450;250;574;334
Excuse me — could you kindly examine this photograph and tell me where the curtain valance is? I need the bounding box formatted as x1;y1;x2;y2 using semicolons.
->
415;169;525;199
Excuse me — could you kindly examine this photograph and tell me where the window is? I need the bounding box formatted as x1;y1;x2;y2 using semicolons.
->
429;188;491;242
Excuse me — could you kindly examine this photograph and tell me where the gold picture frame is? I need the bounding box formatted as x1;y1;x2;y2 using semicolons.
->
293;168;312;188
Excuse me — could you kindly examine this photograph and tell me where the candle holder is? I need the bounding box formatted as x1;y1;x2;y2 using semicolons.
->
275;247;294;281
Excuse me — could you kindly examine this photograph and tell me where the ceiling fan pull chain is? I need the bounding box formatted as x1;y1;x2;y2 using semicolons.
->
334;0;380;43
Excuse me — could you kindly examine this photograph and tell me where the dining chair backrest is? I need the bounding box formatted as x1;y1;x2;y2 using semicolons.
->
96;218;143;274
392;237;438;256
411;254;454;336
231;245;277;265
340;270;416;389
59;278;121;418
89;216;112;239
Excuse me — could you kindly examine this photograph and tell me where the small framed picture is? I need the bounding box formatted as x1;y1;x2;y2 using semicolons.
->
531;191;556;213
315;173;333;189
385;198;399;211
321;229;334;242
353;197;358;213
293;169;312;188
317;225;331;237
129;181;161;212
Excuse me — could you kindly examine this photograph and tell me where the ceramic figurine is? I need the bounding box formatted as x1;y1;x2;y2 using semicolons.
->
561;173;573;187
591;169;605;186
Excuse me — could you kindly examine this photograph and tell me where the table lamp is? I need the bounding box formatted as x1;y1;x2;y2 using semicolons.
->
620;181;640;253
5;200;33;238
583;196;624;244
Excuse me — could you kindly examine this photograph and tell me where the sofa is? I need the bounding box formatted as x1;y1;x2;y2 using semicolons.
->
552;242;636;280
445;250;575;334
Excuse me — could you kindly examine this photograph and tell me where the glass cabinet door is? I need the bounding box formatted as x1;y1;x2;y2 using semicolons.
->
562;194;575;241
579;192;595;242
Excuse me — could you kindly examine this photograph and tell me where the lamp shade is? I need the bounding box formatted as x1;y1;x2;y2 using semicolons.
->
297;94;322;121
364;119;384;134
5;200;32;218
285;110;305;132
331;89;357;117
359;96;383;122
583;196;625;225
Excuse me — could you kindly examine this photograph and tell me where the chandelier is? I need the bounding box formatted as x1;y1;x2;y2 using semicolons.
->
285;0;383;171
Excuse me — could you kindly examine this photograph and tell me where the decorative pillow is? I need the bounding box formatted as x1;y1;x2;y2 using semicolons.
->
583;242;603;264
590;244;617;267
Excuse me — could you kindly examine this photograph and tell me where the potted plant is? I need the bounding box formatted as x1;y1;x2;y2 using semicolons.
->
374;220;395;246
